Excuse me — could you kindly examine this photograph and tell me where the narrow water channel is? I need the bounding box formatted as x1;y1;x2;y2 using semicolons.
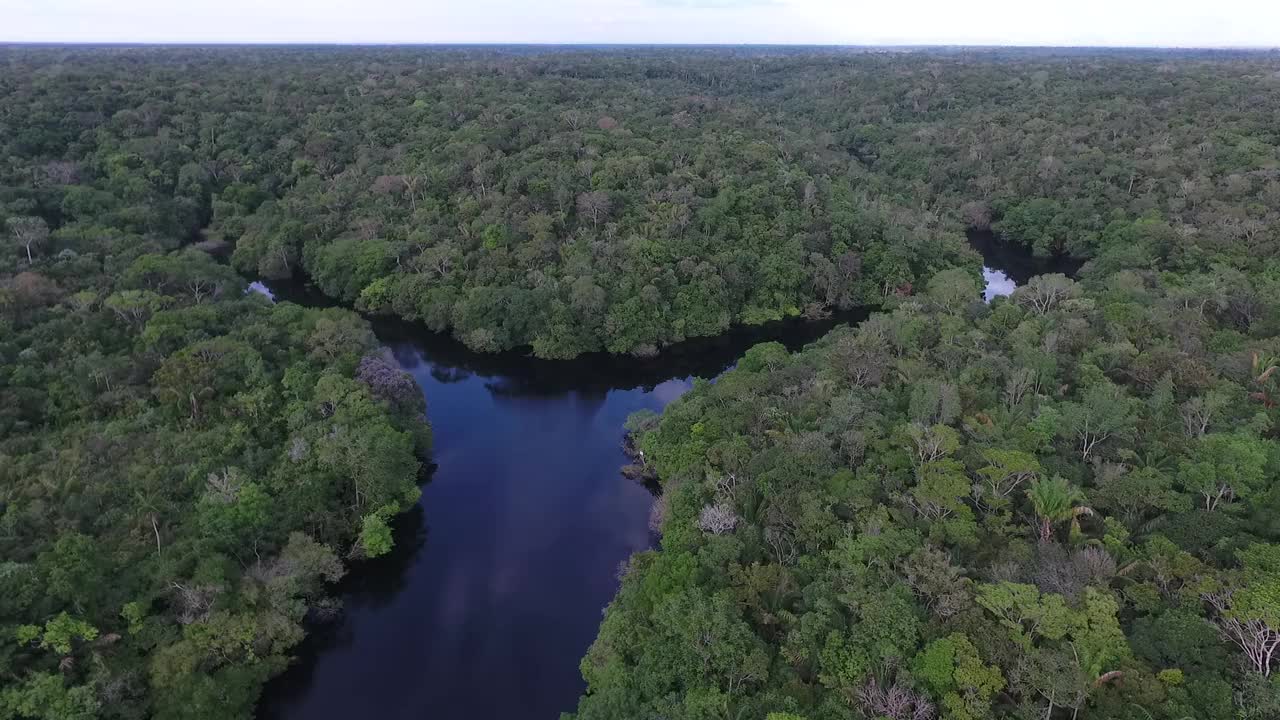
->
255;231;1071;720
252;297;861;720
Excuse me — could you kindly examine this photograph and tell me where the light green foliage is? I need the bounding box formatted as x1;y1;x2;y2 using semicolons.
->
358;276;396;312
906;422;961;466
913;633;1005;720
1025;475;1091;541
911;458;979;545
1177;432;1270;510
997;199;1074;256
35;613;99;655
1072;588;1132;679
360;508;396;558
198;471;271;552
976;448;1041;510
1091;464;1189;529
0;673;100;720
121;601;146;635
976;584;1128;679
1224;544;1280;632
1056;382;1136;460
103;288;168;328
926;268;983;314
976;582;1073;647
575;206;1280;717
307;238;395;303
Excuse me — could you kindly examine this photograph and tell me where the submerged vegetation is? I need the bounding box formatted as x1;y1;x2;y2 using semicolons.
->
2;44;1279;719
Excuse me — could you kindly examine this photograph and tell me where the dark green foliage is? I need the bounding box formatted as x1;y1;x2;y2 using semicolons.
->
3;44;1280;720
8;46;1278;358
0;70;430;714
576;256;1280;718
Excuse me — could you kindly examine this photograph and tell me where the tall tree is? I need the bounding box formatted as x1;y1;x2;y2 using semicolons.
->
6;216;49;264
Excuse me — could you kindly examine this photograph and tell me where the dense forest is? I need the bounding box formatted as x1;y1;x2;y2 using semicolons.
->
0;49;432;718
560;52;1280;720
2;45;1280;719
8;46;1277;360
578;265;1280;719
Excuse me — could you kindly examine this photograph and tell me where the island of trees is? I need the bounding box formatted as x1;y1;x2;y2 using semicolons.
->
2;45;1279;719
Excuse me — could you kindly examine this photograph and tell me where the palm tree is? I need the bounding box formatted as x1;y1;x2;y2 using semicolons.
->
1026;476;1093;542
1251;351;1278;409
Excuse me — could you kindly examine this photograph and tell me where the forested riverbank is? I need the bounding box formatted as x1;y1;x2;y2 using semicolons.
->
7;46;1278;361
3;45;1280;720
0;54;431;715
575;259;1280;719
251;231;1069;720
570;140;1280;720
0;246;430;717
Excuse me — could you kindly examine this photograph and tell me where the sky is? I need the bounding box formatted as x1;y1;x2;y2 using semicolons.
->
5;0;1278;47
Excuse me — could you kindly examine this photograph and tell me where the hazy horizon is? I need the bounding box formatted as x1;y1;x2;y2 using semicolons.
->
2;41;1277;50
7;0;1279;48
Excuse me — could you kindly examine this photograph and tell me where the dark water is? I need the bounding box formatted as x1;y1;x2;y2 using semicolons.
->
260;342;671;720
968;229;1085;302
252;287;864;720
253;231;1065;720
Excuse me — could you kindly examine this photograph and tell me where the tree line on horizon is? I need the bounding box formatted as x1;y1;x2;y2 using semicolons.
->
7;46;1278;359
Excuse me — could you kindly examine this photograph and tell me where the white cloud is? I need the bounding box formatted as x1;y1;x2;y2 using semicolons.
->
3;0;1277;46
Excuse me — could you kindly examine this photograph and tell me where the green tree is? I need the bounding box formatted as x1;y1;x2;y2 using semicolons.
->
913;633;1005;720
1205;544;1280;677
1057;382;1135;461
359;508;396;558
1177;433;1270;511
0;673;99;720
1026;476;1093;543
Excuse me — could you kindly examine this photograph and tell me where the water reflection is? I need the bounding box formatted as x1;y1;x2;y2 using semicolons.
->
982;267;1017;302
253;232;1074;720
247;280;276;301
253;274;866;395
260;336;675;720
966;229;1083;302
253;284;839;719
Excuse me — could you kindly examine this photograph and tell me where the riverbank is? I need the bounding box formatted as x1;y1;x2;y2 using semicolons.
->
253;231;1074;719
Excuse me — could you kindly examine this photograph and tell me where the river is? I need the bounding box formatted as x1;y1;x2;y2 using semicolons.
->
254;231;1071;720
